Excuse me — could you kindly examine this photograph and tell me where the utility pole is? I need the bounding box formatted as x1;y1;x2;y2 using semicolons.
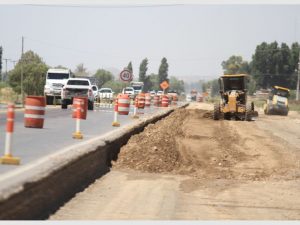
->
297;56;300;101
20;36;24;106
3;58;10;82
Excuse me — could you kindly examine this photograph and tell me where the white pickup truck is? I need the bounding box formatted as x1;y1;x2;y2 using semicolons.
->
61;78;95;110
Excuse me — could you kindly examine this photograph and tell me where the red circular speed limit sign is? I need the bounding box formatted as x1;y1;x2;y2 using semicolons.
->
120;69;133;82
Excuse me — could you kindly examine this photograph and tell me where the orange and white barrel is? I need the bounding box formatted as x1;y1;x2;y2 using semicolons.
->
161;95;169;107
118;94;130;115
24;96;46;128
153;95;159;107
145;93;151;107
72;97;87;120
137;93;145;109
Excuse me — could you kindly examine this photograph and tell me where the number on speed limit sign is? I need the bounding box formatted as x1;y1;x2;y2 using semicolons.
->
120;69;133;82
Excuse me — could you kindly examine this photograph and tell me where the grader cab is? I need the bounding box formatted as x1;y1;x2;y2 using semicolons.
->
213;74;255;121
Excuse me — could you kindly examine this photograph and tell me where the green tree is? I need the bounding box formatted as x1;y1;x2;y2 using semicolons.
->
139;58;152;92
202;79;219;97
93;69;114;88
250;41;299;89
8;50;48;95
139;58;148;82
247;75;257;95
148;73;159;90
158;57;169;90
127;61;133;74
169;76;185;94
290;42;300;88
74;63;89;77
103;80;127;94
221;55;249;75
55;65;68;69
210;79;219;97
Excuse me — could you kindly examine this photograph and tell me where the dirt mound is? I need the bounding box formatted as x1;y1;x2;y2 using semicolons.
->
113;108;189;173
113;106;300;181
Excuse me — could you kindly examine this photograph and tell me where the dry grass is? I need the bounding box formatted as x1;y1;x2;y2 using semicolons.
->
0;87;20;104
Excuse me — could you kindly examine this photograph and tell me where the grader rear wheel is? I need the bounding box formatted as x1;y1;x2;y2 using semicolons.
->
213;103;220;120
245;103;252;121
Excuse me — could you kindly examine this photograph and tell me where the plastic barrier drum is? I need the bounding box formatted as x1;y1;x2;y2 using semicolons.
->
145;93;151;107
24;96;46;128
161;95;169;107
153;95;159;107
117;94;130;115
137;93;145;109
72;97;88;120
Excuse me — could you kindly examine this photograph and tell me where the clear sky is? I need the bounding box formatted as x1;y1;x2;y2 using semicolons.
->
1;3;300;82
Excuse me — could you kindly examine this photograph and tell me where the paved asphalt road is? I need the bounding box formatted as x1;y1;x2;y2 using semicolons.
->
0;104;164;174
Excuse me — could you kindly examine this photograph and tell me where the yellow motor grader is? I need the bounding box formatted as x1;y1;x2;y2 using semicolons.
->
213;74;255;121
263;86;290;116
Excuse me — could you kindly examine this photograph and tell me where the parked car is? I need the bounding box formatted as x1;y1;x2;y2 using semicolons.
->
150;90;156;97
122;87;135;98
156;91;163;96
98;87;114;103
186;94;192;102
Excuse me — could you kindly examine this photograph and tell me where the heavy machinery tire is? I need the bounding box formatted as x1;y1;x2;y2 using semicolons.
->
224;113;231;120
88;101;94;110
245;103;252;121
61;103;67;109
46;96;54;105
251;101;255;111
213;103;220;120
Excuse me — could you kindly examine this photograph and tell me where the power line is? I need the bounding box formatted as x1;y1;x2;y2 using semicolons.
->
24;4;184;9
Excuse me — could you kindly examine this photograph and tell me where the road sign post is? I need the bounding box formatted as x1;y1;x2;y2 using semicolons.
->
160;81;169;94
120;69;133;82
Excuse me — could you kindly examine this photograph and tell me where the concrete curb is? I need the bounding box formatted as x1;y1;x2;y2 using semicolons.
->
0;103;189;220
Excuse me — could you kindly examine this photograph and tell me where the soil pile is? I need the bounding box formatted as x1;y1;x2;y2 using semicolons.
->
113;104;300;181
113;108;189;173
